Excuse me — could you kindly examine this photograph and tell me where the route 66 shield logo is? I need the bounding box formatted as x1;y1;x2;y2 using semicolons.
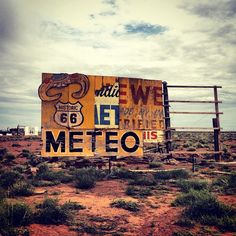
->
54;102;84;128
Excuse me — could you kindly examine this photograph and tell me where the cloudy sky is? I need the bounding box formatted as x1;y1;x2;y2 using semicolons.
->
0;0;235;130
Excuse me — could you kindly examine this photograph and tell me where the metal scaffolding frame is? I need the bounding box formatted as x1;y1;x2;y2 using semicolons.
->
162;82;223;162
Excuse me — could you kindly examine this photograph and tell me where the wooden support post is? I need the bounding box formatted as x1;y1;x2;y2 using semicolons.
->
163;81;171;153
213;86;221;162
108;156;116;173
109;158;112;173
213;118;220;162
192;155;196;172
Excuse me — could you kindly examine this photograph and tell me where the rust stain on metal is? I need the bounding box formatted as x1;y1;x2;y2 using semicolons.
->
119;78;164;130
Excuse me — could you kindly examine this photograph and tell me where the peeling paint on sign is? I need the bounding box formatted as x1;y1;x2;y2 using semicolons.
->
143;130;165;143
94;76;119;128
119;78;164;130
39;73;95;129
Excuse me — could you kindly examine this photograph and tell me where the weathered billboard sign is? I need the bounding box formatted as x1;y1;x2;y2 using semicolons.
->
39;73;164;157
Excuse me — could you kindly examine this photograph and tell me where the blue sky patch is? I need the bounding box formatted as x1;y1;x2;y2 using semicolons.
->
124;22;167;35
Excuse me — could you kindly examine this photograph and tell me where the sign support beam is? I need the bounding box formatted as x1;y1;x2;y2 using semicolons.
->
163;81;171;153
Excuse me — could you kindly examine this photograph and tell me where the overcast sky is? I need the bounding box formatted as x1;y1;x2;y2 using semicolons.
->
0;0;235;130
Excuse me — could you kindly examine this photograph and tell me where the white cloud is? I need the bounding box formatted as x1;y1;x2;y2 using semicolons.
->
0;0;235;130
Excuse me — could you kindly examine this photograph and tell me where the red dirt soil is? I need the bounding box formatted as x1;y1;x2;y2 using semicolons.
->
1;136;236;235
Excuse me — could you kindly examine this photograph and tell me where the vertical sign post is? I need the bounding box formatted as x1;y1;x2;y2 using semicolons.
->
213;86;221;162
163;81;171;153
213;118;220;161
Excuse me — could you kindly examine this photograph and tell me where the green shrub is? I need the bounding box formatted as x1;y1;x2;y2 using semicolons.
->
173;231;195;236
0;200;32;233
77;223;98;234
199;139;207;144
213;173;236;195
22;149;32;158
214;175;228;185
74;167;106;189
4;153;15;162
228;173;236;188
37;163;49;174
35;198;72;225
154;169;190;180
62;201;85;211
149;162;162;168
31;180;60;187
36;164;73;183
75;173;95;189
9;203;32;227
0;170;22;188
173;190;236;231
22;149;30;154
13;165;25;173
126;186;152;198
60;174;74;183
183;143;190;148
9;181;34;197
110;199;140;212
177;179;208;192
0;188;6;200
40;171;72;182
172;190;213;207
28;155;44;167
77;221;118;234
23;152;32;159
129;175;156;186
185;197;236;231
0;148;7;158
12;143;21;147
175;218;195;227
36;198;58;209
75;167;106;180
74;167;105;180
196;143;205;148
108;168;138;180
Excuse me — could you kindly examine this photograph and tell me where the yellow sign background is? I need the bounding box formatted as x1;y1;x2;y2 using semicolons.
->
40;73;95;129
94;76;119;128
41;129;142;157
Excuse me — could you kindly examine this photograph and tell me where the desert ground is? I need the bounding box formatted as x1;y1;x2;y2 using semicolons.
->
0;131;235;236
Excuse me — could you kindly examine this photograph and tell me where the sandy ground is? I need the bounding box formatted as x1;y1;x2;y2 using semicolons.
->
1;134;236;236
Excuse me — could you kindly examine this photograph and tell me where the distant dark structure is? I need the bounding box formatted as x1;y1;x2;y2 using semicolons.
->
0;125;38;136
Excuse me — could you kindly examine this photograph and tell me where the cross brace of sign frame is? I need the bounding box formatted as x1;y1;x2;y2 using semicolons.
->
162;82;223;162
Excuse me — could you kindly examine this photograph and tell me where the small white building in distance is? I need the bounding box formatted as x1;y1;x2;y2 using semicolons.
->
24;126;39;136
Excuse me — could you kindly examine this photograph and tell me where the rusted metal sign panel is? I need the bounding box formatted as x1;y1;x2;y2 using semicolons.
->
143;130;164;143
119;78;164;130
39;73;164;157
94;76;119;128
